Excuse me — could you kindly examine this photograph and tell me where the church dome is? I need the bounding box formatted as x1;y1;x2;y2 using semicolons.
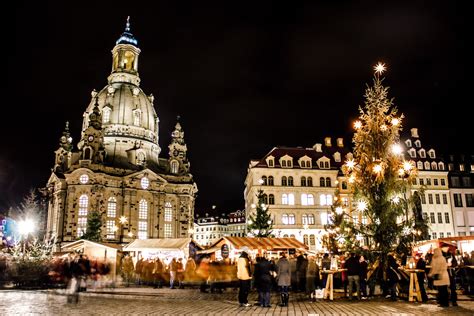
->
80;18;161;169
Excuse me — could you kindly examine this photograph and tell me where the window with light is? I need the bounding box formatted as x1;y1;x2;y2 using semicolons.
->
138;221;147;240
164;223;172;237
288;193;295;205
164;202;173;221
107;197;117;217
106;220;115;239
78;195;88;216
139;199;148;219
103;108;111;123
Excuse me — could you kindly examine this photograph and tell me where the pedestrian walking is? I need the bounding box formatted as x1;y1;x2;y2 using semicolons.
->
237;250;252;307
428;248;450;307
254;256;276;307
345;252;361;300
277;252;291;307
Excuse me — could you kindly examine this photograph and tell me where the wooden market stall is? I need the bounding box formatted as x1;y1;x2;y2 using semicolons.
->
413;236;474;256
197;236;309;261
61;239;122;278
123;238;202;265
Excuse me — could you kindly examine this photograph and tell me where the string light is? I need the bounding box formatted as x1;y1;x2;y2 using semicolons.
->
357;201;367;211
348;174;356;183
380;124;387;131
403;161;413;172
335;207;343;215
391;118;400;126
119;216;128;224
345;159;356;170
354;121;362;129
391;144;403;155
373;164;382;174
392;196;400;204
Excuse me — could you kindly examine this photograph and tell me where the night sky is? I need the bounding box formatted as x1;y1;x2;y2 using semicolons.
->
3;1;472;215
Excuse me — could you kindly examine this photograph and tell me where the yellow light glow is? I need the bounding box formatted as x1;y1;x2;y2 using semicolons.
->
391;118;400;126
391;144;403;155
348;174;356;183
392;196;400;204
380;124;387;131
336;207;343;215
357;201;367;211
354;121;362;129
112;225;119;232
346;159;356;170
373;164;382;173
127;232;134;237
398;168;405;176
403;161;413;171
119;216;128;224
374;62;386;75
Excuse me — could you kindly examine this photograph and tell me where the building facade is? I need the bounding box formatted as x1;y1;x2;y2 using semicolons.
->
45;19;197;249
403;128;455;239
444;154;474;236
193;210;246;246
244;137;351;251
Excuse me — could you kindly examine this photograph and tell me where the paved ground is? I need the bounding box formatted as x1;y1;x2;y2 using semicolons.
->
0;287;473;315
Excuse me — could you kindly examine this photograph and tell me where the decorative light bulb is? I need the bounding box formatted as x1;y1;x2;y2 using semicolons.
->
112;225;119;232
380;125;387;131
391;144;403;155
335;207;343;215
354;121;362;129
391;118;400;126
119;216;128;224
398;168;405;176
127;232;134;237
403;161;413;171
373;164;382;173
348;175;356;183
345;159;356;170
357;201;367;211
392;196;400;204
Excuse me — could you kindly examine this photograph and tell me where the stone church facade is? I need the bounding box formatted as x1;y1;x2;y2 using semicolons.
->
45;19;197;249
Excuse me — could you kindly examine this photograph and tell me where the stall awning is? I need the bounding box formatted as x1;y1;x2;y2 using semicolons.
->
196;246;222;254
61;239;122;252
209;237;308;251
123;238;200;252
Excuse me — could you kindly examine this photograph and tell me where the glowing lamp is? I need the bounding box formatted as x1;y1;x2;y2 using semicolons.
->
119;216;128;224
373;164;382;173
18;219;35;235
335;207;343;215
391;144;403;155
357;201;367;211
345;159;356;170
403;161;413;171
354;121;362;129
391;118;400;126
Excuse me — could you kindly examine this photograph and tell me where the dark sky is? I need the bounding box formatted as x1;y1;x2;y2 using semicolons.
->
3;1;473;215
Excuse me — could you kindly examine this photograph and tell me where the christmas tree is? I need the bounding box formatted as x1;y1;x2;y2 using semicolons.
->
247;189;273;237
81;210;103;242
326;63;427;264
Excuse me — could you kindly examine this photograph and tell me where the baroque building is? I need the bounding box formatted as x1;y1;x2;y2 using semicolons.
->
193;210;246;246
45;19;197;249
244;137;351;251
403;128;455;239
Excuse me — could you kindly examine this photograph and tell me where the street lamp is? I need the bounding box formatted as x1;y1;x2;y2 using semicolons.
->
18;219;35;254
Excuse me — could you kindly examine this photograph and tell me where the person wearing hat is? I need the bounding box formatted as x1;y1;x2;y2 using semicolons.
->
237;250;252;307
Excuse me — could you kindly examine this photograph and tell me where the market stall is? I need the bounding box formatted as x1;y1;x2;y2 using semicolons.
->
197;236;308;261
61;239;122;278
123;238;202;265
413;236;474;255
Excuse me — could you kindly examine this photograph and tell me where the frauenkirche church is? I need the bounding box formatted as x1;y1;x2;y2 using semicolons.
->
45;18;197;249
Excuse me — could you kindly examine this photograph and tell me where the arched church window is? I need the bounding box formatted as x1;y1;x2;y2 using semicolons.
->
103;108;111;123
137;152;146;166
171;160;179;174
139;199;148;219
107;197;117;217
78;195;88;216
133;110;141;126
84;147;92;160
164;202;173;222
77;194;88;237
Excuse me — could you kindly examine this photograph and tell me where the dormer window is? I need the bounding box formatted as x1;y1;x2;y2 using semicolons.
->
419;149;426;158
266;156;275;167
417;161;423;170
299;156;312;168
103;107;111;123
279;155;293;168
415;140;421;148
408;148;416;158
318;157;330;169
424;161;430;170
438;162;445;170
431;162;438;170
428;149;436;159
133;109;142;126
405;139;412;148
333;152;341;162
170;160;179;174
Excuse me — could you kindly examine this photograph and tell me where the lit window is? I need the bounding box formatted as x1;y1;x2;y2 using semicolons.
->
141;177;149;189
106;220;115;239
139;199;148;219
165;203;173;221
431;162;438;170
417;161;423;170
320;213;328;225
302;214;308;224
460;164;465;171
309;235;315;245
320;194;332;206
107;197;117;217
288;214;295;224
282;214;289;225
439;162;445;170
164;223;172;237
301;194;308;206
103;108;111;123
138;221;147;240
77;217;87;237
282;194;288;205
303;234;308;245
79;174;89;184
307;214;315;224
171;161;179;174
288;194;295;205
78;195;88;216
307;194;314;205
424;161;430;170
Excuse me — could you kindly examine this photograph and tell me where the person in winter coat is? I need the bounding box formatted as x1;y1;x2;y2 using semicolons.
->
359;255;368;298
254;256;276;307
306;256;320;301
277;252;291;307
237;251;252;307
386;254;400;301
121;254;134;287
429;248;450;307
414;253;428;302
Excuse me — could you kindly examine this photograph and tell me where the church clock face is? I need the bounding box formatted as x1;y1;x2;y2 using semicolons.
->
88;135;94;142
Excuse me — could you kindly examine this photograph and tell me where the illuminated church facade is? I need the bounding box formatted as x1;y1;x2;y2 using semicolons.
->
45;19;197;248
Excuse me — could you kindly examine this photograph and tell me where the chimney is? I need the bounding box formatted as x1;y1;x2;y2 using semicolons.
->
313;143;322;152
410;128;419;138
337;138;344;147
325;137;332;147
